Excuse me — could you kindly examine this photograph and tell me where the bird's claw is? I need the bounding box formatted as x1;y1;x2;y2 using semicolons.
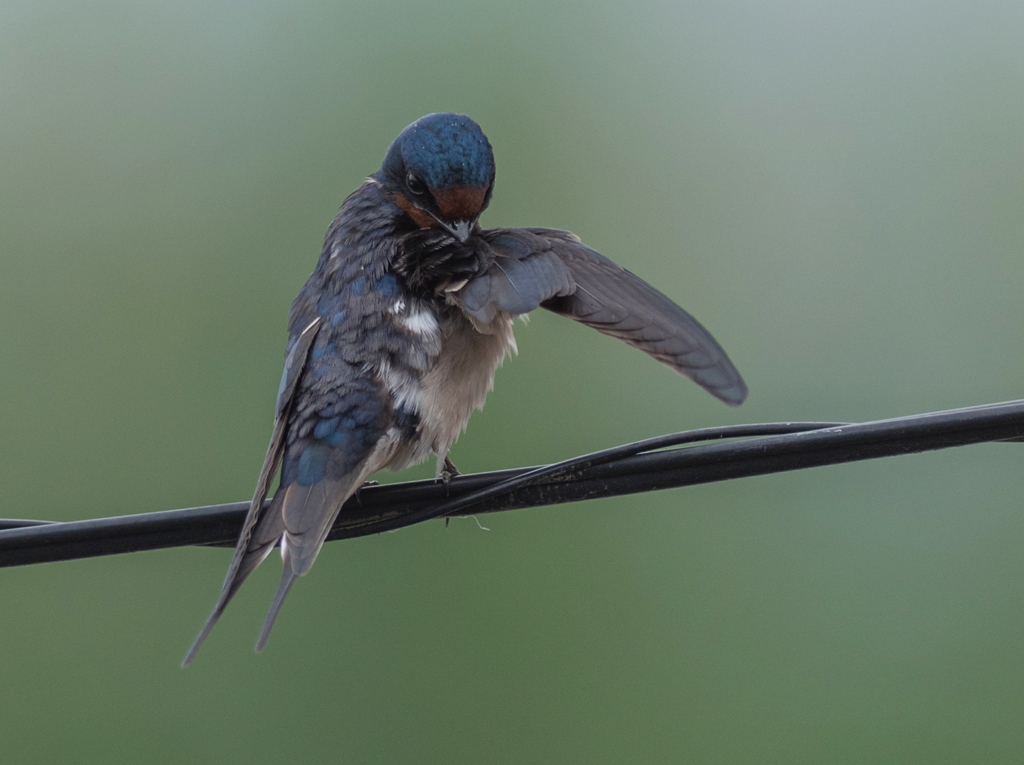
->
353;480;379;508
440;456;460;484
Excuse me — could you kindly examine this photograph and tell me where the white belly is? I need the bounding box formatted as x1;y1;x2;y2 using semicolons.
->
419;313;516;469
381;305;517;474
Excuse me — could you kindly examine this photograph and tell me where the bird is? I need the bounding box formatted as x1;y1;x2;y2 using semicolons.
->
182;112;747;666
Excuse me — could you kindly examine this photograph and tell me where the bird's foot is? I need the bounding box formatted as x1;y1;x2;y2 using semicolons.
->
440;456;460;523
440;456;460;484
354;480;379;507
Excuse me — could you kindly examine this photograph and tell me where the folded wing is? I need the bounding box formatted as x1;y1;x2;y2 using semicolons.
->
182;318;322;667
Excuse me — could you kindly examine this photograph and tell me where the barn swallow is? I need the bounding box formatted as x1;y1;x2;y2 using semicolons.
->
182;112;747;665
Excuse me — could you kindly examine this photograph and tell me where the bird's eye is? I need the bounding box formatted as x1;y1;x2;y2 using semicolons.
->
406;173;426;196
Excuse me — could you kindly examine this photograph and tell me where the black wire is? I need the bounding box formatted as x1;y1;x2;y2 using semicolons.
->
0;400;1022;568
0;424;841;536
0;519;56;530
387;421;847;528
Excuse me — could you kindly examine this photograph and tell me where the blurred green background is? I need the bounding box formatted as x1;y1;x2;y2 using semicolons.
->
2;0;1023;761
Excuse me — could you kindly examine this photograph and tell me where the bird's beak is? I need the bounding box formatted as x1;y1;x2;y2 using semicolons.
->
435;216;476;243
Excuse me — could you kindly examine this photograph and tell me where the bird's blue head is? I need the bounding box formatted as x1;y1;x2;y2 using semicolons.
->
377;113;495;242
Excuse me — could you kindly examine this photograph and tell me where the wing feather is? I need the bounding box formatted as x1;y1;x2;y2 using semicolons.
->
182;317;322;667
455;228;747;405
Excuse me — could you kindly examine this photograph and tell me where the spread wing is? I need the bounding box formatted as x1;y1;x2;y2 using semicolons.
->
454;228;748;405
182;318;322;667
